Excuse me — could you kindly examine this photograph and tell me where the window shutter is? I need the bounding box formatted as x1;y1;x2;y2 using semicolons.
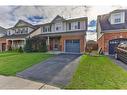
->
69;23;71;30
78;22;80;29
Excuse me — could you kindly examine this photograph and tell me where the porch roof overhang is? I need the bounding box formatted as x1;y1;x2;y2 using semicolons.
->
39;30;86;37
2;34;28;39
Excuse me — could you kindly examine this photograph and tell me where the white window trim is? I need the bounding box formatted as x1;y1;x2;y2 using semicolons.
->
55;22;62;32
110;12;125;24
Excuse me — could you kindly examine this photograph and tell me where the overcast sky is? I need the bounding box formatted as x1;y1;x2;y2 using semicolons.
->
0;6;127;28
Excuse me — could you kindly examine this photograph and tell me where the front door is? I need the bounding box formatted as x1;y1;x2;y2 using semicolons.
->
53;38;60;51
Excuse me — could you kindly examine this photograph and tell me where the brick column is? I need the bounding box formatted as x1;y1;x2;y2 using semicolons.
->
0;43;2;52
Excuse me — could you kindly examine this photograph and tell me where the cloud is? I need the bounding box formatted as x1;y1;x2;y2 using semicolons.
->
0;6;88;28
0;5;125;29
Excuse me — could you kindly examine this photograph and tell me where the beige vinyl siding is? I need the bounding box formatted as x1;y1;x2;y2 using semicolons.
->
29;28;41;38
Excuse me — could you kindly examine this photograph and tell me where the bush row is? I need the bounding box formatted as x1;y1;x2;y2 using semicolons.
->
8;36;48;53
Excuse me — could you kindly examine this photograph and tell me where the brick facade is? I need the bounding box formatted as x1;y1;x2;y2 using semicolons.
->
97;31;127;53
0;38;6;51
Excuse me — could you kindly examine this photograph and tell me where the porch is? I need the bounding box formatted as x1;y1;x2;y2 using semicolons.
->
6;39;26;50
46;36;62;51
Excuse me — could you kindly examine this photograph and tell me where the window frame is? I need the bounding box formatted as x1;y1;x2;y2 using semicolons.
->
111;12;125;24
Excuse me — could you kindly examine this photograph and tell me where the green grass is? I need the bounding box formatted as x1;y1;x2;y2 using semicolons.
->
0;52;53;76
66;55;127;89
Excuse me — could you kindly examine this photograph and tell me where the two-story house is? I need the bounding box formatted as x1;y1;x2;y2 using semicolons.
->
0;20;36;51
97;9;127;55
0;15;87;53
30;15;88;53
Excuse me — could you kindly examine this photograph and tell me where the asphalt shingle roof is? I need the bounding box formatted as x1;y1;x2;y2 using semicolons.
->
98;9;127;31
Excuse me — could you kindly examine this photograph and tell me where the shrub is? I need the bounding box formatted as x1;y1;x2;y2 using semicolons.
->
39;42;47;52
24;36;47;52
24;39;32;52
18;46;23;53
8;47;12;51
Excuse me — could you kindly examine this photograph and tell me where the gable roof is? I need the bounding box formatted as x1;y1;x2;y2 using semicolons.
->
0;26;7;34
35;15;87;27
98;9;127;31
8;20;35;29
51;15;65;23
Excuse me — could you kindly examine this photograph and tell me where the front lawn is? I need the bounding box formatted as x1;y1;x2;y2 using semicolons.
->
0;52;53;76
66;55;127;89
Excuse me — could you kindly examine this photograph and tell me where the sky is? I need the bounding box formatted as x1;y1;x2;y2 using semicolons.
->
0;6;127;29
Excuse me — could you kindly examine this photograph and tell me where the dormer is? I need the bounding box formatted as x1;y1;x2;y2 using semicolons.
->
110;11;125;24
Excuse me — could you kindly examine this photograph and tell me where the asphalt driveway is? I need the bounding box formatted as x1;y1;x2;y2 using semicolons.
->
17;53;81;88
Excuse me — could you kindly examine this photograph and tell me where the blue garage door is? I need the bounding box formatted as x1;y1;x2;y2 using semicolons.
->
65;40;80;53
109;38;127;54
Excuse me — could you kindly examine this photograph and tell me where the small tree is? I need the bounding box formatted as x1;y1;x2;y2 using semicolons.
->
39;41;47;52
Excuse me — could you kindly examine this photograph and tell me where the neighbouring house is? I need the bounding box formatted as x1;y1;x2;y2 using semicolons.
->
97;9;127;55
29;15;87;53
0;20;37;51
0;26;7;51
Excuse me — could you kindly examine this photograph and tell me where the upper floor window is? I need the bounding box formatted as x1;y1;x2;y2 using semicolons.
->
24;28;28;33
55;22;62;31
70;21;80;30
8;31;10;35
55;26;61;31
110;12;125;24
43;26;51;32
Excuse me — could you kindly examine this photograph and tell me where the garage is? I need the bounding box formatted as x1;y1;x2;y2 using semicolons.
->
109;38;127;54
65;39;80;53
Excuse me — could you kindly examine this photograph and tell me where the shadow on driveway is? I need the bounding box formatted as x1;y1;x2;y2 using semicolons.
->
17;53;81;88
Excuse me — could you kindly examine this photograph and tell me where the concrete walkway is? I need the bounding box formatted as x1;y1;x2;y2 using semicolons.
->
17;54;81;88
0;75;60;89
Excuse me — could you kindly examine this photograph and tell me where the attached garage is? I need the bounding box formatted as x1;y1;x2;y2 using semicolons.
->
109;38;127;54
65;39;80;53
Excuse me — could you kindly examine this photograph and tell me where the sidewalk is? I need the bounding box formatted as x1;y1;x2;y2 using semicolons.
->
0;75;60;89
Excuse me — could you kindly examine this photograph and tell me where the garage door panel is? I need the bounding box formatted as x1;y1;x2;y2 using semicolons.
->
65;40;80;53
